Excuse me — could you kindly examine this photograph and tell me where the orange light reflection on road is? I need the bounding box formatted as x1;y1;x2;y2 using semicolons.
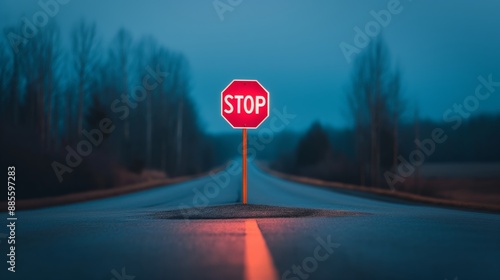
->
244;220;278;280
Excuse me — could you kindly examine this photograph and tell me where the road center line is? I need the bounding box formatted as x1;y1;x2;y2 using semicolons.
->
244;219;279;280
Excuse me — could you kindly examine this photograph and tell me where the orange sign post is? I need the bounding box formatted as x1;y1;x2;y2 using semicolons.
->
242;128;248;204
221;80;270;204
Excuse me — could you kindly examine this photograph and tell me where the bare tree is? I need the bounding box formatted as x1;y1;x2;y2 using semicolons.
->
163;52;192;175
414;107;421;192
42;24;62;150
110;29;133;162
348;38;403;187
0;35;12;120
170;53;190;175
134;37;160;168
2;23;61;151
2;26;21;126
133;39;197;175
72;20;98;138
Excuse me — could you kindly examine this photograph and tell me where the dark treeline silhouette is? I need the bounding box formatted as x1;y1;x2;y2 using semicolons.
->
268;38;500;193
0;21;214;199
269;115;500;185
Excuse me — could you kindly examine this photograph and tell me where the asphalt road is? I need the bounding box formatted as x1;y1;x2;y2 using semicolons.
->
1;160;500;280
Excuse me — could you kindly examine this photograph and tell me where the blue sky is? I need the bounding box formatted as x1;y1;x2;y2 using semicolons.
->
2;0;500;133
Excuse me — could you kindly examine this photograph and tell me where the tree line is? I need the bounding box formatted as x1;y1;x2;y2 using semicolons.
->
0;21;214;198
268;38;500;190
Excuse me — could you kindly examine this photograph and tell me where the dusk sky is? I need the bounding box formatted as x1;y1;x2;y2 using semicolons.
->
2;0;500;133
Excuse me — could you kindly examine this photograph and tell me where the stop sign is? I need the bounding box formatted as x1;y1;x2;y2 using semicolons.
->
221;80;270;129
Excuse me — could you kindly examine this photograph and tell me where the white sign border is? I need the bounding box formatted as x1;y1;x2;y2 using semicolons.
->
220;79;270;129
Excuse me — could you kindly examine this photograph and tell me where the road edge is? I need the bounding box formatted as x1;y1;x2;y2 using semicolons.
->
2;166;224;211
257;162;500;213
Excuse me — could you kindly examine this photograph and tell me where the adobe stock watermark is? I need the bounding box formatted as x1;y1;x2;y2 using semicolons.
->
384;74;500;189
6;0;71;54
51;65;169;182
176;106;296;219
110;267;135;280
281;235;340;280
213;0;243;21
340;0;411;64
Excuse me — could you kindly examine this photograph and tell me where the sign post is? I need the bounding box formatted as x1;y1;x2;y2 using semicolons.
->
221;80;270;204
242;128;247;204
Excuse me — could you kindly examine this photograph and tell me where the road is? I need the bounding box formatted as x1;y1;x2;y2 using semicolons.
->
1;160;500;280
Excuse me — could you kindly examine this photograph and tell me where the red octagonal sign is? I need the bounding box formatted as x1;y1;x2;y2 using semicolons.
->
221;79;270;129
